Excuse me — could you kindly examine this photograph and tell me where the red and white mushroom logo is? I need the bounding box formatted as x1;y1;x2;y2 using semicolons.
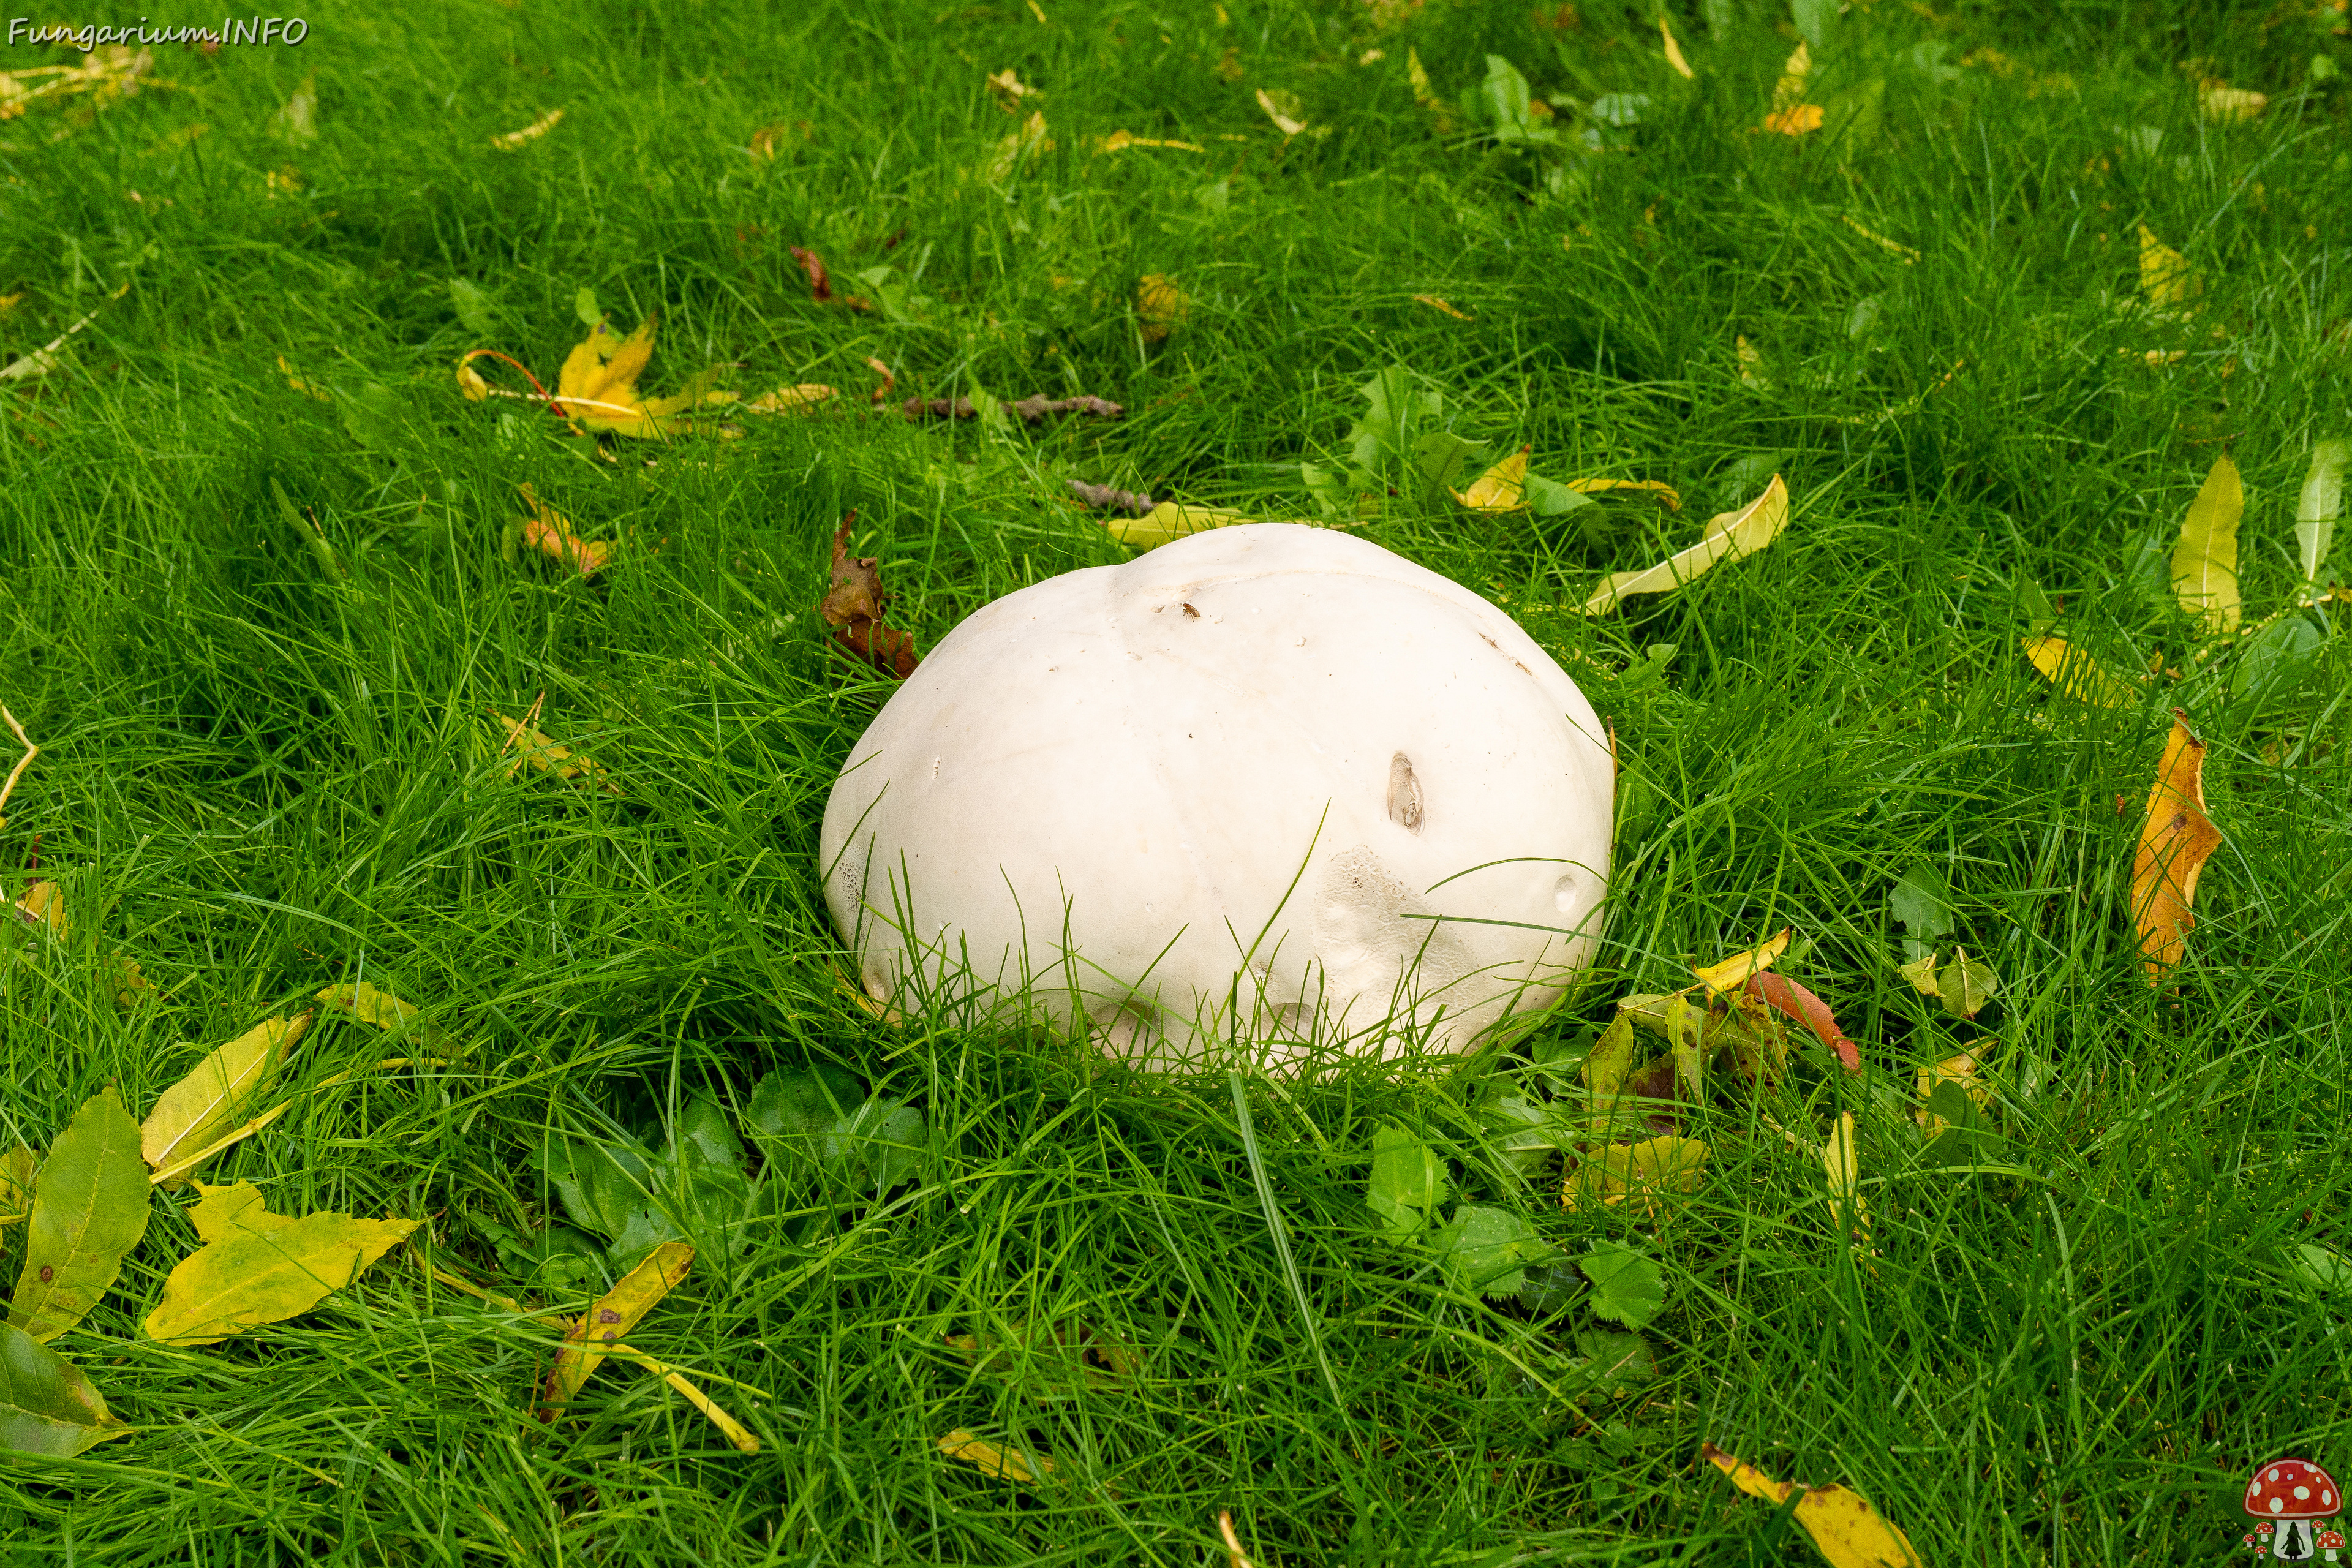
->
2244;1458;2342;1562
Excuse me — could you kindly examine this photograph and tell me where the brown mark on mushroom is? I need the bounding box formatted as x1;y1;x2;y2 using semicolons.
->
1181;603;1200;620
1386;753;1424;834
1480;631;1533;676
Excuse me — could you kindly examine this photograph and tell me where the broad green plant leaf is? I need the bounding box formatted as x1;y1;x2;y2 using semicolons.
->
1664;992;1708;1102
1888;864;1954;963
2296;439;2345;587
1932;949;1999;1019
1366;1122;1447;1238
2171;454;2242;635
1703;1444;1925;1567
0;1322;131;1457
1570;1328;1656;1395
541;1240;693;1415
2293;1243;2352;1294
11;1088;149;1341
1431;1204;1546;1299
450;278;496;336
141;1014;307;1175
1581;476;1789;614
143;1183;418;1346
1578;1239;1665;1327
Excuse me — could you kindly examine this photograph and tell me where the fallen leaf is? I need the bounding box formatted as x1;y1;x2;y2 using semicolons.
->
489;702;619;792
1405;48;1457;132
141;1013;308;1175
2296;439;2345;585
144;1102;294;1189
1841;215;1920;263
1664;991;1708;1102
1771;41;1811;110
1567;1135;1709;1212
1067;480;1158;517
987;67;1039;111
1412;293;1474;321
0;1143;34;1213
2133;709;2223;979
1452;445;1528;510
490;108;563;150
2021;635;2147;707
1219;1511;1256;1568
275;354;330;401
2199;81;2266;123
542;1240;694;1415
741;383;837;415
1692;929;1792;993
865;357;894;404
0;1322;132;1457
1094;129;1203;152
788;246;872;311
987;108;1052;179
315;981;423;1032
821;512;921;679
1254;88;1306;135
1137;274;1188;342
1744;972;1861;1073
904;393;1123;424
1660;17;1694;78
515;483;612;578
597;1340;761;1452
1581;475;1789;614
1823;1110;1868;1241
1702;1444;1924;1568
10;1088;150;1342
1896;953;1940;997
143;1185;418;1346
2138;224;2201;311
1931;948;1998;1018
1736;334;1770;386
1107;501;1257;550
2171;454;2242;635
554;315;723;438
1762;104;1822;135
939;1427;1057;1485
1917;1052;1986;1137
12;879;62;936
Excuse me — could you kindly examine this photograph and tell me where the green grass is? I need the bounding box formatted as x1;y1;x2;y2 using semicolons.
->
2;0;2349;1561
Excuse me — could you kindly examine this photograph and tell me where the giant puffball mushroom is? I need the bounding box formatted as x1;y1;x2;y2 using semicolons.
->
818;522;1613;1066
2244;1458;2342;1561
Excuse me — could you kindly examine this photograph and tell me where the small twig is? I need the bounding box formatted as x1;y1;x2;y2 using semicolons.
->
1066;480;1158;517
0;704;36;832
905;394;1125;424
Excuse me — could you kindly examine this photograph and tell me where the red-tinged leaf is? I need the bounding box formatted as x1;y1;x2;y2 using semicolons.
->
1746;972;1860;1072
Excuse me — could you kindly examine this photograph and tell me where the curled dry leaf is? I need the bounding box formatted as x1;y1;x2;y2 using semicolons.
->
10;1087;150;1342
939;1427;1057;1486
542;1240;694;1417
1581;475;1787;615
1219;1511;1256;1568
1702;1444;1924;1568
789;246;872;311
143;1183;418;1346
141;1013;309;1176
490;108;564;150
1745;971;1861;1073
821;512;921;680
2133;709;2223;980
865;356;894;404
1068;480;1158;518
2171;454;2242;635
0;702;34;832
1254;88;1306;136
986;67;1039;111
2021;635;2147;707
516;483;611;578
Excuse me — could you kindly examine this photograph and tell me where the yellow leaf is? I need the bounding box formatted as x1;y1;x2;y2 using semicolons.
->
1412;293;1474;321
2021;635;2147;707
1452;445;1529;511
1660;16;1694;79
1736;334;1770;386
146;1102;293;1188
1255;88;1306;136
598;1341;761;1453
0;701;34;833
2170;454;2242;634
2138;224;2201;310
1094;129;1202;152
143;1188;417;1347
1762;104;1823;135
938;1428;1057;1486
1581;475;1789;615
490;108;563;150
315;981;418;1031
1841;214;1920;264
1664;992;1708;1102
556;317;678;437
275;355;330;401
489;701;618;792
1691;928;1792;993
543;1242;695;1415
2199;81;2266;123
0;1140;35;1213
1563;477;1682;509
1896;953;1940;997
986;67;1039;111
1823;1110;1868;1240
741;383;837;414
1220;1510;1256;1568
1771;42;1811;110
1407;47;1438;106
2133;709;2223;980
1137;273;1189;342
1567;1136;1709;1212
1107;502;1255;550
514;483;613;579
1703;1444;1924;1568
14;878;64;936
1916;1051;1986;1137
140;1014;309;1175
986;108;1051;179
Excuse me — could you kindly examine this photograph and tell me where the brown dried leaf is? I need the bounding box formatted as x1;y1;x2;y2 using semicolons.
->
516;483;611;578
821;513;921;680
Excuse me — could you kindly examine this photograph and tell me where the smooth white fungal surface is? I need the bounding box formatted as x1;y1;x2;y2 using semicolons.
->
818;522;1614;1066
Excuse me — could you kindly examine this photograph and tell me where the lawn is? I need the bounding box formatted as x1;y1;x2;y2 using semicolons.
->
2;0;2349;1561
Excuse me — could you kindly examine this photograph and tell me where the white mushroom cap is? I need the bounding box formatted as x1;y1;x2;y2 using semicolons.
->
818;522;1614;1067
2245;1458;2342;1518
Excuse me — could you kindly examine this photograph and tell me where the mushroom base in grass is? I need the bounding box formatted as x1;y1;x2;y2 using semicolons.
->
818;523;1613;1067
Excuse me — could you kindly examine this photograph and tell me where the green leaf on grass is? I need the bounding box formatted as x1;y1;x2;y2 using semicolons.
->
451;279;496;337
1578;1239;1666;1327
10;1088;150;1342
2296;439;2346;584
2172;454;2243;636
1570;1327;1657;1395
573;286;602;328
1890;864;1956;963
0;1322;131;1457
1433;1204;1546;1298
1367;1122;1448;1237
2292;1242;2352;1294
143;1183;418;1347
